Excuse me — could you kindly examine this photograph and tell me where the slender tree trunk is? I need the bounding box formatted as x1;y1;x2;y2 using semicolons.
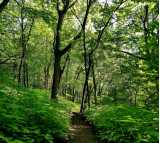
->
18;39;27;86
17;1;34;87
18;4;25;84
91;57;97;105
79;1;123;110
26;63;29;87
87;84;91;107
18;57;22;83
23;60;26;87
18;43;27;86
97;82;104;103
142;5;149;54
135;91;137;106
80;54;92;112
80;31;87;113
44;67;48;89
80;67;91;112
44;62;50;89
65;56;70;82
18;2;28;87
80;78;88;112
12;61;17;79
87;55;92;108
75;66;83;80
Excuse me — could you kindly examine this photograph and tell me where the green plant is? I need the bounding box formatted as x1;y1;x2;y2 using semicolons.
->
85;104;158;143
0;85;75;143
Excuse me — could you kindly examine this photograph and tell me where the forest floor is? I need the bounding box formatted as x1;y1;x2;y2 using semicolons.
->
68;112;98;143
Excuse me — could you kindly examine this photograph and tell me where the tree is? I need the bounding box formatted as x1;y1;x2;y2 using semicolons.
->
51;0;94;99
0;0;10;13
80;0;126;112
17;0;35;87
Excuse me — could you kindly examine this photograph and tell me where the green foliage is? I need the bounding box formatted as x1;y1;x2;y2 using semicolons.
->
85;105;158;143
0;84;75;143
0;0;158;142
23;7;56;27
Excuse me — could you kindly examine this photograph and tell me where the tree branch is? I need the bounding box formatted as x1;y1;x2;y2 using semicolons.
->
0;54;19;64
71;8;83;27
26;17;35;44
60;54;70;76
68;0;78;9
118;50;146;60
0;0;10;13
60;0;93;56
90;0;127;55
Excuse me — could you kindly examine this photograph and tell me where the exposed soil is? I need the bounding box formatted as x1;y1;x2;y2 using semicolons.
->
68;112;98;143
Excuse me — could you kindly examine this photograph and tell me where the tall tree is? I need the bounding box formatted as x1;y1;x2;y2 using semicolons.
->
51;0;94;99
17;0;35;87
80;0;126;112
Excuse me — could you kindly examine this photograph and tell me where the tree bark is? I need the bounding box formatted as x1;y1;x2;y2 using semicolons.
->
25;63;29;87
18;4;26;85
80;30;87;113
91;57;97;105
50;6;65;99
142;5;149;55
0;0;9;13
80;53;92;112
51;54;62;99
44;64;50;89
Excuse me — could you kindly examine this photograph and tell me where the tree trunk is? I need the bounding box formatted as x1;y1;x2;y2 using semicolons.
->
80;54;92;112
25;63;29;87
44;62;50;89
17;1;34;87
51;55;61;99
91;57;97;105
142;5;149;55
135;91;137;106
51;0;93;99
80;77;88;113
0;0;9;13
18;2;28;87
18;57;23;84
50;3;65;99
80;31;87;113
23;60;26;87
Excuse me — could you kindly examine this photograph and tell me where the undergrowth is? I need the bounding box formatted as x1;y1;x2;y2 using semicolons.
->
0;83;75;143
85;104;158;143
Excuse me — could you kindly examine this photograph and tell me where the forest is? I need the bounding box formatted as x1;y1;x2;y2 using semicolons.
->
0;0;159;143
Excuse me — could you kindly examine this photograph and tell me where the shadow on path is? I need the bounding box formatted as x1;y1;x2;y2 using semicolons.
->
68;112;99;143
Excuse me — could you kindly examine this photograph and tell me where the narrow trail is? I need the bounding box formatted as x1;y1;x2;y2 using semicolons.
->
68;112;98;143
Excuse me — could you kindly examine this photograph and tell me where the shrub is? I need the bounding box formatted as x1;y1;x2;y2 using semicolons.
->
85;104;158;143
0;86;74;143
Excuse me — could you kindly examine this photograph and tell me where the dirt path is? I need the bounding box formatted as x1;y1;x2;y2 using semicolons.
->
68;112;98;143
